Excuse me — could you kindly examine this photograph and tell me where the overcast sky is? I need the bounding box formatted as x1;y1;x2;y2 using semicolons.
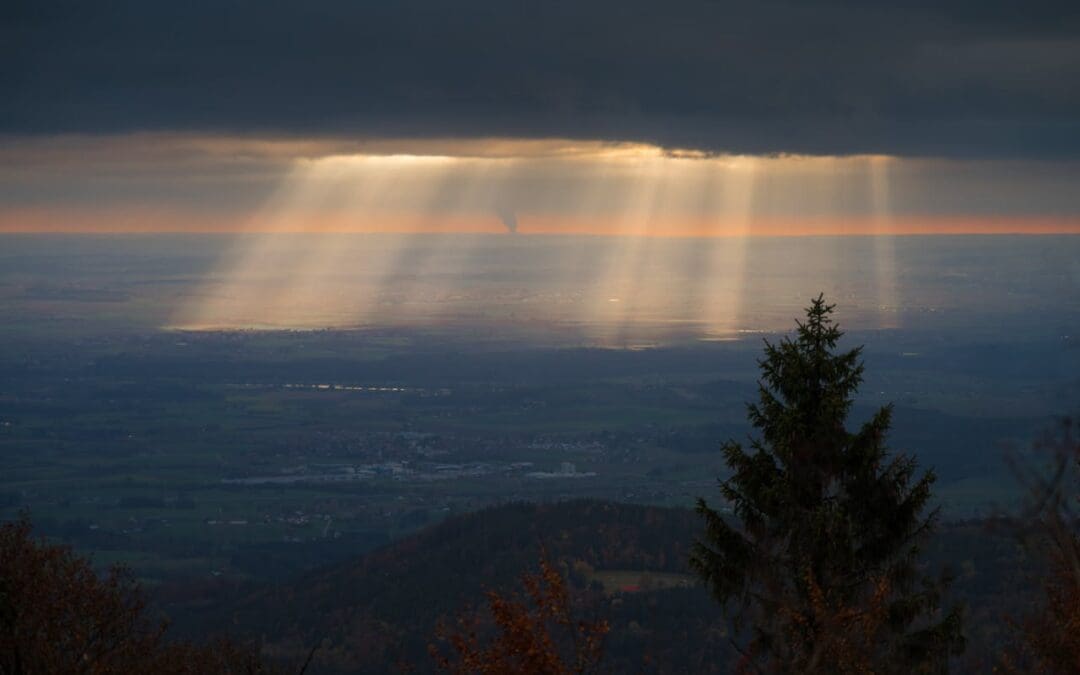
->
6;0;1080;158
2;1;1079;233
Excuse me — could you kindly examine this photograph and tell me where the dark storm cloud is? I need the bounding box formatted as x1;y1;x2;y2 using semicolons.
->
4;0;1079;158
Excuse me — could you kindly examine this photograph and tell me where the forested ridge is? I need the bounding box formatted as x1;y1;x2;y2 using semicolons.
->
152;500;1038;673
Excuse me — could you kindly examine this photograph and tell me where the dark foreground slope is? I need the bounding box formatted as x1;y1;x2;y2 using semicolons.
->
169;501;1031;673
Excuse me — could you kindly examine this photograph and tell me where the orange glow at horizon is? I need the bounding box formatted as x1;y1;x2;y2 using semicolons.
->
2;207;1079;236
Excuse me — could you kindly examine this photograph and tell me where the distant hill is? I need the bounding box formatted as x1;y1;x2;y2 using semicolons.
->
165;500;1034;673
176;500;726;672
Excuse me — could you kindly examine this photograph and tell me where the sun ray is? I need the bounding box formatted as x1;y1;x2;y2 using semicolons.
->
701;156;758;338
868;155;899;328
168;144;936;335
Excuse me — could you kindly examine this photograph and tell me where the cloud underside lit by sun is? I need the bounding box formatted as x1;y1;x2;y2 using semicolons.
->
4;135;1078;235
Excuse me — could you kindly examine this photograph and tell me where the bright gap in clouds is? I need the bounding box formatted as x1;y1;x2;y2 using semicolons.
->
171;142;911;338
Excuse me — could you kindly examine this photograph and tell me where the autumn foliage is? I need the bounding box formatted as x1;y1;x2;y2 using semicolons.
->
429;555;609;674
0;516;277;674
756;569;893;675
1015;552;1080;674
1001;418;1080;674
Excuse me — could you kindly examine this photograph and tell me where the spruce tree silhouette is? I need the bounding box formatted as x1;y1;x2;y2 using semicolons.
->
691;295;964;674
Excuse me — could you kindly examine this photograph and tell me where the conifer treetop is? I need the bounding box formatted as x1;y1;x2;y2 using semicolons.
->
691;294;964;674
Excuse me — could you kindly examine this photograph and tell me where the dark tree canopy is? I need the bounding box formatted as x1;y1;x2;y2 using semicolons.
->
0;516;280;674
691;295;964;673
